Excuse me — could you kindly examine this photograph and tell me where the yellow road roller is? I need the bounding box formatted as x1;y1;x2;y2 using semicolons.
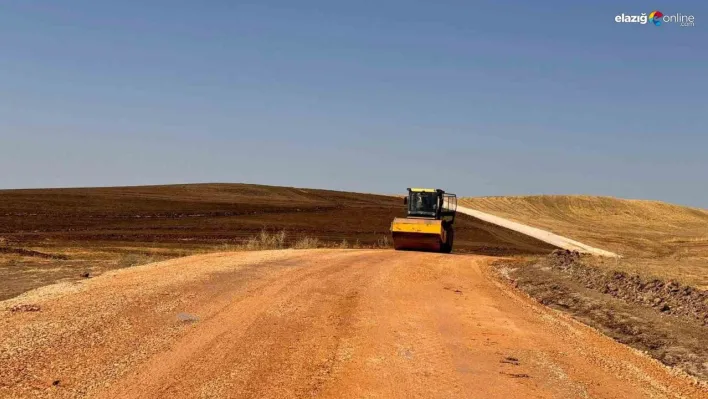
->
391;188;457;253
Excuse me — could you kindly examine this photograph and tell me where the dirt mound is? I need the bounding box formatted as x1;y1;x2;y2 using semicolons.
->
544;250;708;325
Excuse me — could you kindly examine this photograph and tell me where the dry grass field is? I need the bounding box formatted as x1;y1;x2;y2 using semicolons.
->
461;195;708;288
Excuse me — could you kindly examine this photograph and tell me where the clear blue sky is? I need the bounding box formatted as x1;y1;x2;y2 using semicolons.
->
1;1;706;207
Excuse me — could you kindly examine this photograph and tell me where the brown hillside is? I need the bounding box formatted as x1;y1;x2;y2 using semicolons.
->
0;184;555;300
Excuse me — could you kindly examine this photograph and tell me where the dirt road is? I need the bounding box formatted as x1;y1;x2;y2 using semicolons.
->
1;250;703;398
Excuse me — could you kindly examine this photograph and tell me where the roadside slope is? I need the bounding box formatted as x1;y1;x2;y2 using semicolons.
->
1;250;703;398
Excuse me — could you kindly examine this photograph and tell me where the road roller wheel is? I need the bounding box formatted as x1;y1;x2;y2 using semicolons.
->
441;227;454;253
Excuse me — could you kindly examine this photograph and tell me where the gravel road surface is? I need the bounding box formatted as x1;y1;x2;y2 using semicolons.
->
1;250;701;398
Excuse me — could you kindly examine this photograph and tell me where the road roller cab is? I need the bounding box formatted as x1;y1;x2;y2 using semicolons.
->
390;188;457;253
